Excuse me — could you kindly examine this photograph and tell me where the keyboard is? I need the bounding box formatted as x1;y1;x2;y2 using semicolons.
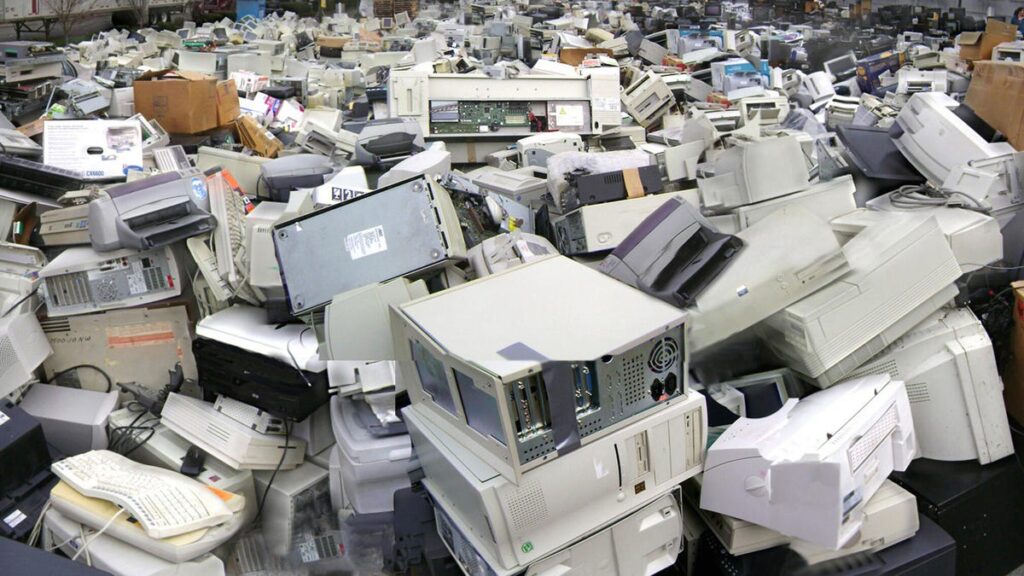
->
51;450;233;539
0;154;84;197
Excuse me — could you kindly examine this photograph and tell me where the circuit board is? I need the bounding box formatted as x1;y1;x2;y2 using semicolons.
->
429;100;534;134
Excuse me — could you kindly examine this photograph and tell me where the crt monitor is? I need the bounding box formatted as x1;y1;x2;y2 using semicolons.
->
704;2;722;17
824;53;857;82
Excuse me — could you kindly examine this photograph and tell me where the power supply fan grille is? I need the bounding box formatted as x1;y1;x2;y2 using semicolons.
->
648;337;680;373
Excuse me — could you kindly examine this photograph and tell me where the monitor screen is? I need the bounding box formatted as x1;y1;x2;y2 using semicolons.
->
705;2;722;17
824;54;857;78
741;382;786;418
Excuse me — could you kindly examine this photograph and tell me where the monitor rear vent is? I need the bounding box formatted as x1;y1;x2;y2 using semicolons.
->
905;381;930;404
0;335;15;378
846;358;901;382
504;479;549;532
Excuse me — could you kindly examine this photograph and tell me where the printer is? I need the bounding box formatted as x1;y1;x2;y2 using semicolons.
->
88;168;215;252
294;120;358;158
259;155;335;202
195;305;328;421
701;374;916;550
352;118;425;168
515;132;584;168
599;196;743;308
889;92;1014;186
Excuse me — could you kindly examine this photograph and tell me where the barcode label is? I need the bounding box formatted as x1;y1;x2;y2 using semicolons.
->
345;225;388;260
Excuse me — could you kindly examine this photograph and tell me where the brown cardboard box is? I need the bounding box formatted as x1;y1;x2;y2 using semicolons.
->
958;19;1017;62
1005;281;1024;423
965;60;1024;150
957;31;983;61
133;70;218;134
215;79;240;126
316;36;351;49
559;47;615;66
237;115;282;158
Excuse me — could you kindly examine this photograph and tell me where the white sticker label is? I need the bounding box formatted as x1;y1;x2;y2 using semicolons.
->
345;225;388;260
554;104;585;127
126;259;147;295
595;96;621;113
3;509;26;528
0;411;8;427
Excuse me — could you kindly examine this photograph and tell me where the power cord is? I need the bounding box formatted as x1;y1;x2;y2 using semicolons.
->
254;421;291;524
71;508;125;561
47;364;114;393
107;402;159;457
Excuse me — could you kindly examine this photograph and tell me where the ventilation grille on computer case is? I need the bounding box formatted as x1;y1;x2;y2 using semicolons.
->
504;478;550;533
648;337;680;373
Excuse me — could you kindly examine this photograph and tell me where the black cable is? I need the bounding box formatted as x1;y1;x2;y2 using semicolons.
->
48;364;114;393
254;422;291;523
107;403;159;456
1;286;37;318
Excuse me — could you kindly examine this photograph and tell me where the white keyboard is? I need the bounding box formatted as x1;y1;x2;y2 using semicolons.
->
52;450;234;539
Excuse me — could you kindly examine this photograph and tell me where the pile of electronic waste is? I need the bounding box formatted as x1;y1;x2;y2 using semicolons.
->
1;1;1024;576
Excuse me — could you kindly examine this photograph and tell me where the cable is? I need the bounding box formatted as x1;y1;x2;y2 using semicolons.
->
47;364;114;393
71;508;125;561
27;500;50;547
1;286;37;318
107;401;159;456
254;422;291;524
285;328;314;388
888;183;990;213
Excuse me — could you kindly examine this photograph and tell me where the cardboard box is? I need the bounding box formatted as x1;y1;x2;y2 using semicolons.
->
43;120;143;180
215;79;240;126
711;58;757;91
133;70;218;134
1005;281;1024;423
237;115;283;158
966;61;1024;150
317;36;352;50
40;305;199;398
559;47;615;66
958;19;1018;62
